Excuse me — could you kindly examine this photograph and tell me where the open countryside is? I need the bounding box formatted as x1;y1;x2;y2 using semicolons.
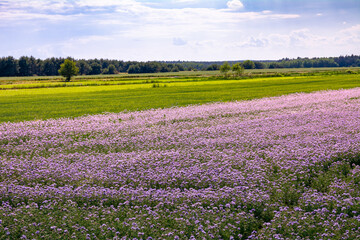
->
1;66;360;239
1;0;360;239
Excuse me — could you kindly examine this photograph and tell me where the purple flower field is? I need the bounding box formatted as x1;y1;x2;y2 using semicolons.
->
1;88;360;239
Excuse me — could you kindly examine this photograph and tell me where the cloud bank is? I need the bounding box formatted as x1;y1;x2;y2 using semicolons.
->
0;0;359;60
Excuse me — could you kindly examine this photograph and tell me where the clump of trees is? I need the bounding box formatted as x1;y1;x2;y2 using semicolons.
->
220;62;245;77
220;62;231;77
206;64;220;71
58;59;79;82
127;62;184;74
231;63;244;76
242;60;255;69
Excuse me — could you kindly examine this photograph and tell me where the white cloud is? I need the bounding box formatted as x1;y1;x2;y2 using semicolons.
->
2;0;75;12
1;0;299;25
337;24;360;45
238;37;269;48
72;35;114;44
0;10;77;24
173;37;187;46
1;0;357;61
76;0;137;7
341;24;360;34
230;25;360;59
172;0;199;3
227;0;244;11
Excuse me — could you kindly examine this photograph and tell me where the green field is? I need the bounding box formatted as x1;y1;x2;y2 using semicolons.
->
1;67;358;85
0;69;359;123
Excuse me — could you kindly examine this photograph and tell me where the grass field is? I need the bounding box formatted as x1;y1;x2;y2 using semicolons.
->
1;67;359;85
0;70;359;122
1;88;360;239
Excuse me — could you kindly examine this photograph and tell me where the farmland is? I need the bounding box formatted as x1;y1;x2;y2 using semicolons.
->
0;68;359;123
1;87;360;239
2;0;360;238
1;69;360;239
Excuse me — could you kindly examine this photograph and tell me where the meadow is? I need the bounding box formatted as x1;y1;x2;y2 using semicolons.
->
0;88;360;239
0;68;359;123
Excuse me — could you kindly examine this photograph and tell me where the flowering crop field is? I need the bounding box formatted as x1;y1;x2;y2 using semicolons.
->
1;88;360;239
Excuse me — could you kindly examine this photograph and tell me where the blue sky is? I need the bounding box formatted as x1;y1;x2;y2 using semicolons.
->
0;0;359;61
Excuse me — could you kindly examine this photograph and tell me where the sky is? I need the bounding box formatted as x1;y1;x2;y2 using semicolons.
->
0;0;359;61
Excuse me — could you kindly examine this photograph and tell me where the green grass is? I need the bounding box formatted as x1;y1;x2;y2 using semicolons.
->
0;71;218;84
0;73;359;123
1;67;359;90
1;67;359;85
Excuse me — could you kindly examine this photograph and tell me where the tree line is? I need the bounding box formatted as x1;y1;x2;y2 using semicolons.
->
0;57;186;77
0;55;359;77
267;55;360;69
165;55;360;71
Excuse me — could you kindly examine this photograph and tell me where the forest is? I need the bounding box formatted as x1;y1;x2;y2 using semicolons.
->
0;55;359;77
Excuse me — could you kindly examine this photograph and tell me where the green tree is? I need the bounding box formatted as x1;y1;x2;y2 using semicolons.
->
102;64;117;74
77;60;92;75
18;56;30;76
231;63;244;76
58;59;79;82
127;64;140;74
303;59;313;68
269;62;282;69
90;62;102;75
355;59;360;67
206;64;220;71
0;56;18;77
254;61;265;69
108;64;116;74
220;62;231;77
242;60;255;69
29;56;40;76
171;66;180;72
41;58;58;76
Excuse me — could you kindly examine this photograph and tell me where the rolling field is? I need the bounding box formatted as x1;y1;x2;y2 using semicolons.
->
1;88;360;239
1;70;360;239
1;67;358;84
0;71;359;123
